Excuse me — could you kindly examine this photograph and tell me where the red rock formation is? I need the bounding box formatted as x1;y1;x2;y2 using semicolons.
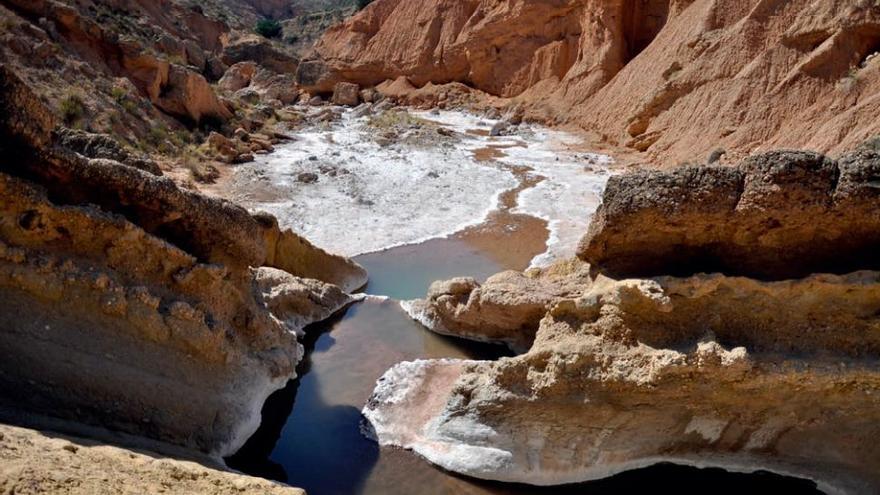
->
303;0;880;165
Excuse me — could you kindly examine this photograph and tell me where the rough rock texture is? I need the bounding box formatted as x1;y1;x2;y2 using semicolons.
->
368;268;880;494
221;35;299;74
254;266;362;338
219;61;259;92
0;422;303;495
1;0;232;125
54;127;161;175
331;81;360;106
304;0;880;165
153;64;234;124
403;260;591;353
0;66;364;458
257;212;369;293
368;149;880;493
578;150;880;280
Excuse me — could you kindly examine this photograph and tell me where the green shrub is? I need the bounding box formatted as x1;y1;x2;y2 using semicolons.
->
255;18;282;38
860;136;880;152
60;94;85;125
111;87;127;103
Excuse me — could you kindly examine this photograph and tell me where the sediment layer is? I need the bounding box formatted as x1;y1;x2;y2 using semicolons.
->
378;150;880;493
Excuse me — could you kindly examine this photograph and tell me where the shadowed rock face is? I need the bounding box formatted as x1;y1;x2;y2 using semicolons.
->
578;150;880;280
0;67;364;457
380;148;880;492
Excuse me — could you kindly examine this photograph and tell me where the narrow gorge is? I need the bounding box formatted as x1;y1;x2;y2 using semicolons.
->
1;0;878;494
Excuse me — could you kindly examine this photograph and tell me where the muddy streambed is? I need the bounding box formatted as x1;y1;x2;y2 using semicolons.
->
223;108;823;494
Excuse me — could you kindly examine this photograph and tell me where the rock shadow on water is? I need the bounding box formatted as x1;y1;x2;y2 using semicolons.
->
446;462;824;494
226;298;824;495
226;305;381;494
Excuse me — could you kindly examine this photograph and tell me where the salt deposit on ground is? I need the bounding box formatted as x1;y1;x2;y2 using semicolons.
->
227;107;612;264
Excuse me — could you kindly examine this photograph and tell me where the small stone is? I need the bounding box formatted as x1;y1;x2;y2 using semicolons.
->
297;172;319;184
490;121;510;137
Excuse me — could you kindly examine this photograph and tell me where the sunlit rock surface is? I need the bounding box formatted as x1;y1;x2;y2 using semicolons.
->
367;152;880;494
0;67;361;458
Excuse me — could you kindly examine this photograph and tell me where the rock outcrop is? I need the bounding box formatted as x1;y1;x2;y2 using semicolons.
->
258;213;368;293
1;0;233;126
578;150;880;280
331;81;360;106
374;150;880;493
221;35;299;75
303;0;880;165
0;65;365;458
402;260;591;353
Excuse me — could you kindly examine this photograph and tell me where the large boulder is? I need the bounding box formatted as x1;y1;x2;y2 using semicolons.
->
402;261;591;353
578;150;880;280
331;81;360;106
294;59;332;93
154;64;234;124
218;61;258;92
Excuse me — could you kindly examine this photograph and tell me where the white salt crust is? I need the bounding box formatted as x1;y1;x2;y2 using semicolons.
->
229;108;612;263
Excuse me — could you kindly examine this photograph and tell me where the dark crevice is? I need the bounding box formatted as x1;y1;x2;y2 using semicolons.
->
621;0;671;64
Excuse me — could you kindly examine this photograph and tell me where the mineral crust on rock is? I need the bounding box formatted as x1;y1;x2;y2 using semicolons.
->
0;66;364;458
368;151;880;494
402;260;592;353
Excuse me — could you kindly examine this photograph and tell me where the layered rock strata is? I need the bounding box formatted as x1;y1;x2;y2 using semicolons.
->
302;0;880;165
578;150;880;280
382;150;880;493
0;66;365;458
402;260;591;353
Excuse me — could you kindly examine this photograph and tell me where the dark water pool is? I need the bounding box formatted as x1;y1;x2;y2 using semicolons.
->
352;237;506;300
227;243;824;495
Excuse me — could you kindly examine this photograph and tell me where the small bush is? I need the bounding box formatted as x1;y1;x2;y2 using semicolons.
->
255;18;282;38
181;146;220;183
859;136;880;152
357;0;374;9
707;148;726;164
60;94;85;125
111;87;127;103
367;110;432;130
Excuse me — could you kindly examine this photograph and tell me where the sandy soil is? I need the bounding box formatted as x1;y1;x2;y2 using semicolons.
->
0;422;302;495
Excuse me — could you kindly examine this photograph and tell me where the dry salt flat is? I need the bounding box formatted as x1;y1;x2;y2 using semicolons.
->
226;107;612;266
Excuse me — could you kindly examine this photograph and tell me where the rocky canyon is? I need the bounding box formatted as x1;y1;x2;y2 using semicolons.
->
1;0;879;494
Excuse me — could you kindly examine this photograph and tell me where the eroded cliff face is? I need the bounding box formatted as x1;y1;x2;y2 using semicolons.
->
375;149;880;493
0;0;315;179
303;0;880;165
0;66;365;458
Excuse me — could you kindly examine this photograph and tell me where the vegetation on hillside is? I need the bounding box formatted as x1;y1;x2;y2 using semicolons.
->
255;18;282;38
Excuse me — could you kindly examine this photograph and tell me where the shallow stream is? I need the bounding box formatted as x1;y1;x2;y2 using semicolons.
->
224;108;823;494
